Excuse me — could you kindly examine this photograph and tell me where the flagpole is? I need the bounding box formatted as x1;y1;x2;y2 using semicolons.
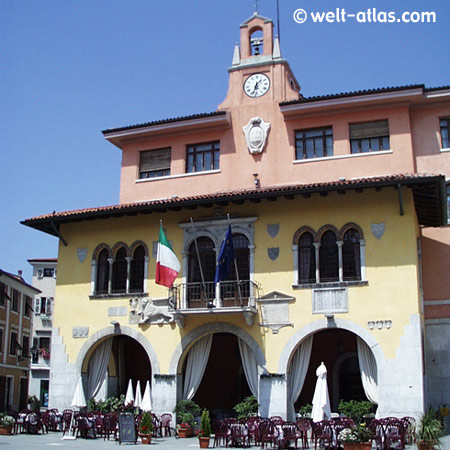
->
227;214;243;306
189;217;208;301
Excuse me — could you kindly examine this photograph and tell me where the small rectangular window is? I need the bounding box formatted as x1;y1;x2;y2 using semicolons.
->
0;328;3;353
295;126;333;160
43;268;55;277
11;289;19;313
440;118;450;149
9;331;17;356
0;282;6;307
24;295;32;318
139;148;171;179
349;120;390;153
186;141;220;173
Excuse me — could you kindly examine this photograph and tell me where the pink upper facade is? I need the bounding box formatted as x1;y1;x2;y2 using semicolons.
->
104;15;449;209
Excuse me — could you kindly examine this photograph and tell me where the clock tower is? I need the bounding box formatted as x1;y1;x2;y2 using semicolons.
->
218;12;301;110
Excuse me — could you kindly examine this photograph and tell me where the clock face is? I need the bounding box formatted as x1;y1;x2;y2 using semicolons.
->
244;73;270;98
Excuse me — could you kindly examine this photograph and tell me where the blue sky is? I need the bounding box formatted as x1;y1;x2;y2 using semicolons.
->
1;0;449;281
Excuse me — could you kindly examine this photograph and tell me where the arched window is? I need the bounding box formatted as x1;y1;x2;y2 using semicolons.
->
298;232;316;284
188;237;216;306
96;249;109;295
130;245;145;293
112;247;127;293
343;228;361;281
221;234;250;305
319;230;339;282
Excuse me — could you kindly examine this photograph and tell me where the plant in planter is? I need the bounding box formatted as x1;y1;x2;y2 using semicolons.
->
233;395;259;420
198;409;212;448
0;413;15;435
338;400;375;423
416;407;443;450
177;413;196;438
139;411;154;444
173;399;201;422
338;424;373;450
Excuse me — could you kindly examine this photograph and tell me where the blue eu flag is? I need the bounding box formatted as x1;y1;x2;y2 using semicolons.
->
214;225;235;283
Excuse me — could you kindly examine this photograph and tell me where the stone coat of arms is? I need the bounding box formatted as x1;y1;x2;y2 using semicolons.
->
243;117;271;154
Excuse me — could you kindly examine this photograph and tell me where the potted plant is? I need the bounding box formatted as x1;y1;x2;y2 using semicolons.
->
416;407;443;450
198;409;212;448
139;411;153;444
298;403;312;418
173;399;201;423
0;413;15;435
338;423;373;450
177;412;195;438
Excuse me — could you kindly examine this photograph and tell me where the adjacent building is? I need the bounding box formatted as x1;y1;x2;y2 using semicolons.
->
0;269;40;411
22;13;449;419
27;258;57;408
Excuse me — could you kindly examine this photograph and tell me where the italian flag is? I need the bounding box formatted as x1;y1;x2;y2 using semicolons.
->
155;224;181;288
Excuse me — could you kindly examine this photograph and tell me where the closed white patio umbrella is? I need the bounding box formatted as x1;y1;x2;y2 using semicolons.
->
71;376;87;408
124;379;134;405
311;362;331;422
134;380;142;409
141;380;152;412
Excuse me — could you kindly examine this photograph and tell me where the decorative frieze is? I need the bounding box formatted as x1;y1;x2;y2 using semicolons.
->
368;320;392;330
72;326;89;338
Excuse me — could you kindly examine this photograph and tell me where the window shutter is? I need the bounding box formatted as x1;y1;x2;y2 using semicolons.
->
37;269;43;278
349;120;389;139
45;298;52;315
139;148;171;172
34;297;41;315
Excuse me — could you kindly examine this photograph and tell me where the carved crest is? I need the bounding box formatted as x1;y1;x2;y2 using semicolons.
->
243;117;271;154
77;248;88;263
267;224;279;238
268;247;279;261
371;222;385;240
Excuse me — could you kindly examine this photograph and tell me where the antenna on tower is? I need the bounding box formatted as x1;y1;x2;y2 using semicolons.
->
276;0;280;42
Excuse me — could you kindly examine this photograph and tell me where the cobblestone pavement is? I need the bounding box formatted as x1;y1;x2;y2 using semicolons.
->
0;431;448;449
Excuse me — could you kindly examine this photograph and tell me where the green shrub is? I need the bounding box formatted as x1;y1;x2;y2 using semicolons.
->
233;395;259;420
338;400;374;423
199;409;211;437
173;400;201;424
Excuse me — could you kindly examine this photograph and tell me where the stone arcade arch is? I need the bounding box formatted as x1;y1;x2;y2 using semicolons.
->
74;325;159;404
169;322;266;416
279;318;386;418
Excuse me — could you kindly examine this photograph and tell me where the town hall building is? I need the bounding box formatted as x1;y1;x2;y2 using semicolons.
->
22;13;449;419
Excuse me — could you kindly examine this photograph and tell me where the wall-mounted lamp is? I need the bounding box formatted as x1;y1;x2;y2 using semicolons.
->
110;321;120;333
253;173;260;187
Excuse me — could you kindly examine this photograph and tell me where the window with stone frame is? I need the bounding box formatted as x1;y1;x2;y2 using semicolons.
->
96;248;110;295
93;242;147;296
297;231;316;284
139;147;171;179
130;245;145;293
186;141;220;173
23;295;32;318
350;119;390;153
295;126;333;160
440;118;450;149
293;223;364;286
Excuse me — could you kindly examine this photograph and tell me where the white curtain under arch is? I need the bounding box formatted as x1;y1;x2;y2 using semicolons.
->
87;338;113;400
288;335;314;420
238;338;259;398
356;337;379;405
183;334;213;400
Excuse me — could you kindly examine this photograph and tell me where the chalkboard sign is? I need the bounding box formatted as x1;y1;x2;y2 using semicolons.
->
118;412;137;444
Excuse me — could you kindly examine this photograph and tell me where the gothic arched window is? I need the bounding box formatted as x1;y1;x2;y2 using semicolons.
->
112;247;127;293
298;232;316;284
96;248;109;295
319;230;339;282
343;228;361;281
130;245;145;293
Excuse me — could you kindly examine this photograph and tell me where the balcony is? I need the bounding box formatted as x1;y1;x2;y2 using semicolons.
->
170;280;259;326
